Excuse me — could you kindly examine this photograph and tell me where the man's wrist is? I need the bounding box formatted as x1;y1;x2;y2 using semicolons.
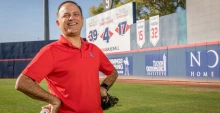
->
100;83;109;91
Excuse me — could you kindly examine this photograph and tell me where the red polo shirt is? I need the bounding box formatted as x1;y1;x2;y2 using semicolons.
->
22;35;114;113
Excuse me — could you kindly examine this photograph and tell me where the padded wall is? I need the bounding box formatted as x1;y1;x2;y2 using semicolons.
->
0;40;55;78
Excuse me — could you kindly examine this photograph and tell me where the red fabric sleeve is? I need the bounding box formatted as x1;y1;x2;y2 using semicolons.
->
22;46;54;83
99;51;115;76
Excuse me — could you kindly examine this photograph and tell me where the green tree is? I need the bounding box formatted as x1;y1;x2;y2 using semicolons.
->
89;0;186;20
148;0;186;17
89;3;104;16
89;0;120;16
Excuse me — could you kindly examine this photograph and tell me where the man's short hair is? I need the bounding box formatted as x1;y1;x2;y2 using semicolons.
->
57;1;83;17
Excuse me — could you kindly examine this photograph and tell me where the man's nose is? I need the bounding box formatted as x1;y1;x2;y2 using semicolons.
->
69;15;75;20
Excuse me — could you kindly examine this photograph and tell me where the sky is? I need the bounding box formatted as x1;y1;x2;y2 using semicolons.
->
0;0;102;43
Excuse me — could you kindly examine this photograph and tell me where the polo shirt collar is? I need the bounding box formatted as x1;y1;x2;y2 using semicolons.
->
58;35;88;49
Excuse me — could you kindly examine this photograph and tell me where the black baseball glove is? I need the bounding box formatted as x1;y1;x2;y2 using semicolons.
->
101;93;119;110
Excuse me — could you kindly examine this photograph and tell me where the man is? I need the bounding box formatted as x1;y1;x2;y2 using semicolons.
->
15;1;118;113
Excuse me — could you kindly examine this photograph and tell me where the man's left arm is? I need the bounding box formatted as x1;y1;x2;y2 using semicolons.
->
100;69;118;96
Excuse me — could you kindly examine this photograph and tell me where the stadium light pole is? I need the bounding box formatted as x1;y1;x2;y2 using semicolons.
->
43;0;50;40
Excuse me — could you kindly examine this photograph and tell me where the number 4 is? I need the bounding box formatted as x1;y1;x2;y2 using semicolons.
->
103;27;110;43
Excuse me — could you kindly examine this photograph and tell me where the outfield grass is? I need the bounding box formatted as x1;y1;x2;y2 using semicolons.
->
0;79;220;113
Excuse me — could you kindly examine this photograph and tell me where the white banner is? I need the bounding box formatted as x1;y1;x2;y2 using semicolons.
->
149;15;159;46
86;2;135;53
136;19;145;48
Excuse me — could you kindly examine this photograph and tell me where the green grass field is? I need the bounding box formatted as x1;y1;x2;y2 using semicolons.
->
0;79;220;113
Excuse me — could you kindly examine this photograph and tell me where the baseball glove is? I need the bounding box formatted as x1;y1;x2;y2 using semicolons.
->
101;93;119;110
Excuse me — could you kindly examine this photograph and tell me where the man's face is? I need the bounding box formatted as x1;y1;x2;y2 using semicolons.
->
56;3;83;37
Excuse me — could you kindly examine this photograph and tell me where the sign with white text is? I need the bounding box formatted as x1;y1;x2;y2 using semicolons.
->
186;50;220;77
145;53;168;76
109;56;133;75
86;2;136;53
136;19;145;48
149;15;159;46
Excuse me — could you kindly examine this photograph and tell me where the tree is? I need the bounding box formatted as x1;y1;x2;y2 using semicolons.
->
89;3;104;16
89;0;186;20
148;0;186;16
89;0;120;16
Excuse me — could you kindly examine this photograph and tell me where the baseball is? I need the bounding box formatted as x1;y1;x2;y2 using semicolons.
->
40;108;49;113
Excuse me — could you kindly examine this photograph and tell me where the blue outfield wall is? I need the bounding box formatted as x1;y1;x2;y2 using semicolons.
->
0;40;219;83
106;41;220;83
0;40;55;78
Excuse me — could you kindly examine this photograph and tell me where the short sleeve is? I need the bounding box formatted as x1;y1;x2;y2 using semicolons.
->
22;46;54;83
99;51;115;75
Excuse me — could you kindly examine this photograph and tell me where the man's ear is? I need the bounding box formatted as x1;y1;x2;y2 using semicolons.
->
56;19;59;27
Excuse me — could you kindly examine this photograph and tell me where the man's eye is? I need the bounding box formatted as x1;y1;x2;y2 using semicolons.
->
63;14;70;17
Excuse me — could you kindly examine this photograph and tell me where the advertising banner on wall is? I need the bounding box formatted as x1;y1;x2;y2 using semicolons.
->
149;15;160;47
86;2;136;53
145;53;168;76
186;50;219;77
109;56;133;75
136;19;145;48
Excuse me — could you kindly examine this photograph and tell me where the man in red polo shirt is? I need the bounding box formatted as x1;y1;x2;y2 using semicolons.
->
15;1;118;113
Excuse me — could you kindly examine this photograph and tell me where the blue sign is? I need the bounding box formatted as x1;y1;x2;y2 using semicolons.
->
109;56;133;75
145;53;168;76
186;50;219;77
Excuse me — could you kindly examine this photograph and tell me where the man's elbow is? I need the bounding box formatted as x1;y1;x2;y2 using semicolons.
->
15;83;21;91
15;74;27;91
15;75;22;91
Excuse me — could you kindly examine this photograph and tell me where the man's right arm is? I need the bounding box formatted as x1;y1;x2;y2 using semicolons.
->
15;74;61;112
